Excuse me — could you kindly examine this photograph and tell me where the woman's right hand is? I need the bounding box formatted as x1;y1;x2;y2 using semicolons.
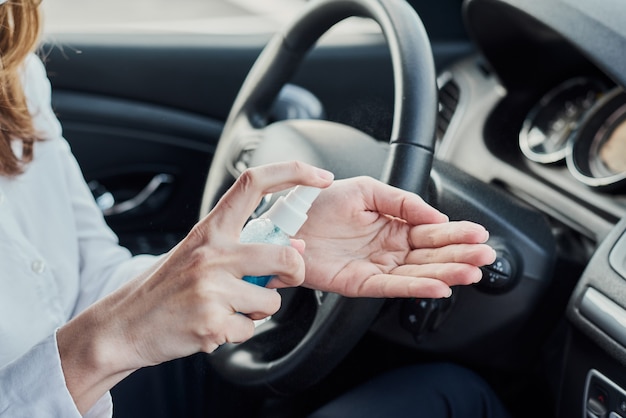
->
56;161;334;414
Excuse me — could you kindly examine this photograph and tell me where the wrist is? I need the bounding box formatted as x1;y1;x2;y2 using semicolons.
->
57;301;136;414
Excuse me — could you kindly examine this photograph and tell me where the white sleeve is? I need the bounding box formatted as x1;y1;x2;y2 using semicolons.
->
0;333;112;418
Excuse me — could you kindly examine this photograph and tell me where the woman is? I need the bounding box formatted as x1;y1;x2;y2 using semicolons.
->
0;1;505;417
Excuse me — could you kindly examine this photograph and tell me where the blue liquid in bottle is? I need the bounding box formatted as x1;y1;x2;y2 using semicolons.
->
240;185;321;287
240;218;291;287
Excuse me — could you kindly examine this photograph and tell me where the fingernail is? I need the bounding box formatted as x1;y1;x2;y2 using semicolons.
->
487;247;497;264
317;168;335;181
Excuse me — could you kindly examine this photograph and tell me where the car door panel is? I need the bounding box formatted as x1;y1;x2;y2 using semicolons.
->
51;89;221;253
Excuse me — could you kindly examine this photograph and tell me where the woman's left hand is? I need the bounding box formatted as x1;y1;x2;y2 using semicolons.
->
294;176;496;299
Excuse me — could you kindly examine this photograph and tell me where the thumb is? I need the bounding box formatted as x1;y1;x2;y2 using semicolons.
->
289;238;306;255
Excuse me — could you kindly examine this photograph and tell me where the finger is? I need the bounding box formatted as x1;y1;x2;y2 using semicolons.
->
234;243;306;287
410;221;490;249
221;313;256;345
209;161;334;234
356;177;448;225
289;238;306;255
406;243;496;267
196;305;258;353
392;262;483;286
229;280;283;317
348;274;453;299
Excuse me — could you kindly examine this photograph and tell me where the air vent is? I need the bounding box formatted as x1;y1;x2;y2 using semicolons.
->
436;77;460;141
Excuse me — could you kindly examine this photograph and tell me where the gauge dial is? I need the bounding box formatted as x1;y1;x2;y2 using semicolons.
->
567;87;626;190
519;78;605;164
593;106;626;176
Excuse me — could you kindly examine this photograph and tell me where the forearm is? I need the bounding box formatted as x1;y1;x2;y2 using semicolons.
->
57;307;136;415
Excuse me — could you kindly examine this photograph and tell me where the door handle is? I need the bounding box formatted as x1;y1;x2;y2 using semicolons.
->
89;173;174;216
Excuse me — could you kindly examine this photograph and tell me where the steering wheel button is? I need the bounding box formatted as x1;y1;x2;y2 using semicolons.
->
482;270;510;288
491;256;512;275
476;248;518;293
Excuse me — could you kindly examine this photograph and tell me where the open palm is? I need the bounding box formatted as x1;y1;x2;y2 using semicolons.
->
297;177;495;299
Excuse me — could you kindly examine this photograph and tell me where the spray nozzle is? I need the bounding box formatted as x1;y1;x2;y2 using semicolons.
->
262;185;321;236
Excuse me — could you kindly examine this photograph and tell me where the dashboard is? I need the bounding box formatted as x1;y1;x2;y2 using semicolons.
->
438;58;626;242
432;1;626;417
437;2;626;244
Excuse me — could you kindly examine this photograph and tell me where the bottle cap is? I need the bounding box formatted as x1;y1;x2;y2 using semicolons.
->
262;185;321;236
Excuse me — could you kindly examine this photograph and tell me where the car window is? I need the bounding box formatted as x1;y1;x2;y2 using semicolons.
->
41;0;377;35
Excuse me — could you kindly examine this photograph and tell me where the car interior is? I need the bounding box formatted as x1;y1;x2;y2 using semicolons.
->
39;0;626;417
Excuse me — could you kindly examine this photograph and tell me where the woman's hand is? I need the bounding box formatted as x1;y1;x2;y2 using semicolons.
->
57;161;334;413
297;176;496;299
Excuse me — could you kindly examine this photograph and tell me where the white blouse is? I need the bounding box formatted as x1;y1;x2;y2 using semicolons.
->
0;54;157;417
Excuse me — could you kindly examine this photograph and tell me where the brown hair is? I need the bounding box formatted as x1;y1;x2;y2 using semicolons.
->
0;0;42;177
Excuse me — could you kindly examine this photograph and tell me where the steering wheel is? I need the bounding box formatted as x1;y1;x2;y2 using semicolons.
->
201;0;437;396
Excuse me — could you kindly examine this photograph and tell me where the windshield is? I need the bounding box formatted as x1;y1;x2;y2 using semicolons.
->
41;0;310;35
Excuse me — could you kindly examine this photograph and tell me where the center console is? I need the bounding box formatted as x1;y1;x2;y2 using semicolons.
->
562;218;626;418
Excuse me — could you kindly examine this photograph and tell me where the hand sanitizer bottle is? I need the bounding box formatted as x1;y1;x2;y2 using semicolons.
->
240;185;321;287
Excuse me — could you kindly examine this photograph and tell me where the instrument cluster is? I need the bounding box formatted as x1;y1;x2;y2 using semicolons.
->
519;78;626;191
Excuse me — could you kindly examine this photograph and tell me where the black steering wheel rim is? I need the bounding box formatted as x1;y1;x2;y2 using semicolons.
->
203;0;437;396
